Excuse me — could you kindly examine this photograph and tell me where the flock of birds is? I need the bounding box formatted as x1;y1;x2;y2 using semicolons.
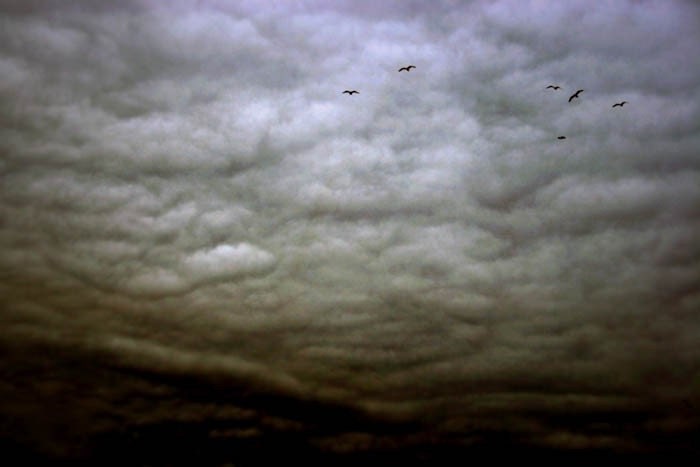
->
342;65;629;140
547;85;628;139
341;63;417;96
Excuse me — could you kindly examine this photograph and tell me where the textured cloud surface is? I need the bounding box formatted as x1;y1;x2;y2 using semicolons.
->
1;0;699;463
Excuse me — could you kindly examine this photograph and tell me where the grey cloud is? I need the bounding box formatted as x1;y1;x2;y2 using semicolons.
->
1;0;699;462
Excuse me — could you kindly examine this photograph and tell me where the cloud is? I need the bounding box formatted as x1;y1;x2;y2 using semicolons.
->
119;242;277;298
183;243;277;282
1;0;699;461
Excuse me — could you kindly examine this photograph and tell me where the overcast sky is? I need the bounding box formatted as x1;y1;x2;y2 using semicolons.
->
1;0;699;463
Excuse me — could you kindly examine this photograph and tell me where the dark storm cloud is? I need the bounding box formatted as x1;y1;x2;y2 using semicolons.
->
1;0;699;462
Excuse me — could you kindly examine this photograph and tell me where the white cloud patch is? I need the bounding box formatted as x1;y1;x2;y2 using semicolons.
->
121;243;276;297
182;243;277;282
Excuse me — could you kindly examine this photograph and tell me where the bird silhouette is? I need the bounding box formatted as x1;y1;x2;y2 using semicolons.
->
546;85;561;90
342;90;359;95
557;136;566;140
612;101;628;108
568;89;584;102
398;65;416;72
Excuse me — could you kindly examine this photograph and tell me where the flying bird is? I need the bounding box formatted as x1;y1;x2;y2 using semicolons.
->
546;85;561;90
398;65;416;72
568;89;584;102
342;90;359;95
557;136;566;140
612;101;628;108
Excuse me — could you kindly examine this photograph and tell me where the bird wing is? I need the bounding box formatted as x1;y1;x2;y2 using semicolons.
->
568;90;582;101
398;67;406;71
546;85;554;89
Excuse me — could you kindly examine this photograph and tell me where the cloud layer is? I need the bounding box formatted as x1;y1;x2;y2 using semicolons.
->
1;0;699;462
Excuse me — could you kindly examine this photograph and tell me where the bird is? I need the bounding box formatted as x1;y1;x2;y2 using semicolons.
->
557;136;566;140
398;65;416;72
568;89;584;102
342;90;359;95
612;101;628;108
546;85;561;90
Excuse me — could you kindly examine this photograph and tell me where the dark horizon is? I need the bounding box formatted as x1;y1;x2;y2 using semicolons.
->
4;338;697;464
